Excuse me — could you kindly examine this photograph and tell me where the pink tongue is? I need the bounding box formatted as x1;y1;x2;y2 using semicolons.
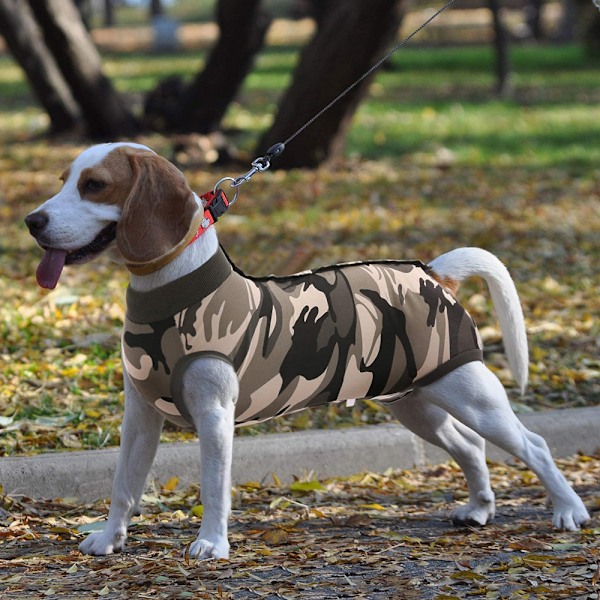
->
36;249;68;289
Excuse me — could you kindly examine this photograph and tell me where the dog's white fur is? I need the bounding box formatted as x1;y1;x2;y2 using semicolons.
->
27;143;590;560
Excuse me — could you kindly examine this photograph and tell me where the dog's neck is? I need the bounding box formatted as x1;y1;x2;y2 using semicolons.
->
129;226;219;292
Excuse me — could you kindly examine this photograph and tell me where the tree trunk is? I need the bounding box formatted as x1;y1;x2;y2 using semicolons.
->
489;0;513;98
0;0;81;134
28;0;137;139
259;0;404;169
524;0;545;40
555;0;575;42
583;1;600;56
176;0;271;134
150;0;164;18
104;0;114;27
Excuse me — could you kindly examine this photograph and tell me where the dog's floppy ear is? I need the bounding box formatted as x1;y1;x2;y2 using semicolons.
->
117;149;201;271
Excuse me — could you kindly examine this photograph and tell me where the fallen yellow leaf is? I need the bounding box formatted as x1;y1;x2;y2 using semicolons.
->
163;476;179;492
359;503;386;511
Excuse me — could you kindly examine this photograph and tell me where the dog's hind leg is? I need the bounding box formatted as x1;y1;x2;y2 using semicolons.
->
79;371;165;555
179;355;238;560
386;396;495;526
418;361;590;531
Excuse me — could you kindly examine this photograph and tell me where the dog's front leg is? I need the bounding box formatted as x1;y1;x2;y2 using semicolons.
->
181;356;238;560
79;371;164;555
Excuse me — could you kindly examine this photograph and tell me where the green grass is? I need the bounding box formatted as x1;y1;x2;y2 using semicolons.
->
2;43;600;167
342;45;600;167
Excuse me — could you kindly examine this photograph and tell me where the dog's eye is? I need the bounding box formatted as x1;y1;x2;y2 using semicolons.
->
85;179;105;191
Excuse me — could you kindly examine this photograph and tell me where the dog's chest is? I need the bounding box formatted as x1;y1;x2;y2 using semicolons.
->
122;250;483;428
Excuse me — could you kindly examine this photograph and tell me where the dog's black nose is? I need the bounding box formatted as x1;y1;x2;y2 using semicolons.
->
25;211;49;234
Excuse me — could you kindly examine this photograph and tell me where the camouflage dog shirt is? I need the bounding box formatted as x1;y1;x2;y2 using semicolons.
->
123;248;483;428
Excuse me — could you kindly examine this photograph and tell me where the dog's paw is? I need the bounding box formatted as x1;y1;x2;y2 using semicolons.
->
187;536;229;560
79;530;126;556
552;500;590;531
451;490;496;527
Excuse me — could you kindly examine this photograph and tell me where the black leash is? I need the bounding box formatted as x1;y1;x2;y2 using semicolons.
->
213;0;456;200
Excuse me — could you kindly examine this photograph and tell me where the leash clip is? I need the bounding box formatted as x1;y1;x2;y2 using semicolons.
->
231;143;285;188
231;159;267;188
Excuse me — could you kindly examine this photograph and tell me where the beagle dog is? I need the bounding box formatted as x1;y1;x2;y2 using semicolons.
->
25;143;590;559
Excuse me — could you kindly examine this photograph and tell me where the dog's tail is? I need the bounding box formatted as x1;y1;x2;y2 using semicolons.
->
429;247;528;394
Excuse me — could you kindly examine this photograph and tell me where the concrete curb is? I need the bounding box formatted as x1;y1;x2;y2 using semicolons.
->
1;407;599;502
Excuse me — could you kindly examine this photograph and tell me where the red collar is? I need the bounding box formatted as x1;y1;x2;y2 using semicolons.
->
188;189;231;245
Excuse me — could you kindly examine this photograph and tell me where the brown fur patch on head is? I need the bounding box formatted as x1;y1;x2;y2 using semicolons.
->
76;148;137;206
113;147;200;266
430;270;460;296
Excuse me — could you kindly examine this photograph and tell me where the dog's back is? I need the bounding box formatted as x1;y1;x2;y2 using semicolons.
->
123;248;483;427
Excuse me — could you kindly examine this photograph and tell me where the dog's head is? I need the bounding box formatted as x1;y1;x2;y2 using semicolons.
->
25;143;202;289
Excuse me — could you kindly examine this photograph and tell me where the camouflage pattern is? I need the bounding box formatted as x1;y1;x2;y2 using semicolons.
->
123;248;483;428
